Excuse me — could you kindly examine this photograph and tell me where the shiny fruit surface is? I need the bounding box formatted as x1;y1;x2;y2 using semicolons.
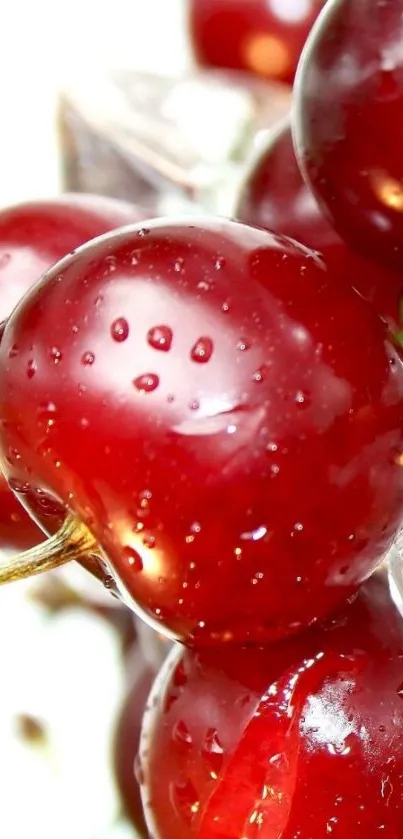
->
141;573;403;839
189;0;324;84
0;193;146;552
237;121;403;331
1;218;403;644
294;0;403;270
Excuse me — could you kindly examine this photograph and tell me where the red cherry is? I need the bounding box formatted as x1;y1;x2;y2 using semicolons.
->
189;0;325;84
1;218;403;644
140;572;403;839
114;649;158;838
294;0;403;270
237;121;403;331
0;194;146;553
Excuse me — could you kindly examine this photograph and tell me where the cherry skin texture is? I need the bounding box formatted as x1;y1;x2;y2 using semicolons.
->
0;194;146;552
189;0;324;84
294;0;403;270
1;218;403;645
114;649;158;838
237;121;403;331
140;573;403;839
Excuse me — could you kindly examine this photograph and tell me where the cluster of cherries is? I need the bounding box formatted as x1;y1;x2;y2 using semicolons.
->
2;0;403;837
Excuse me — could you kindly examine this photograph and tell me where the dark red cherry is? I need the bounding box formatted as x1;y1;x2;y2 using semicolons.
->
189;0;325;84
1;218;403;644
140;572;403;839
237;121;403;331
294;0;403;270
0;194;146;552
114;648;159;838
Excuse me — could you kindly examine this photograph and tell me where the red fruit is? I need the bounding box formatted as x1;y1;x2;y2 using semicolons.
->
140;572;403;839
0;194;146;552
114;649;158;838
237;121;403;331
189;0;325;85
294;0;403;270
0;218;403;644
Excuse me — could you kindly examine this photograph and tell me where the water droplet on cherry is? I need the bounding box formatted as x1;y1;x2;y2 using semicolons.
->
295;390;311;408
143;534;156;549
252;368;265;384
397;681;403;698
236;338;250;352
8;344;19;359
49;346;62;364
147;325;173;352
172;720;193;747
111;317;130;342
189;399;200;411
190;336;214;363
122;546;143;571
214;256;225;270
202;728;224;777
133;373;160;393
81;351;95;366
27;359;37;379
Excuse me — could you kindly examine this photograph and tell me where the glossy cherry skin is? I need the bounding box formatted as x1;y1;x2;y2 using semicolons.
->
237;121;403;331
189;0;325;84
140;572;403;839
294;0;403;270
114;649;158;838
0;194;146;552
1;218;403;645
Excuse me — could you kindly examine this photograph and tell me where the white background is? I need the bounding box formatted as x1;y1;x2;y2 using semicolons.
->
0;0;191;206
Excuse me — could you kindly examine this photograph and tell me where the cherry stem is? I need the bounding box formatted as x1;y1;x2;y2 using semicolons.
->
0;515;97;586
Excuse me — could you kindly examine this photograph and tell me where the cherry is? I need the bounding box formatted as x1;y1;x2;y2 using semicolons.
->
236;121;403;331
0;194;145;553
1;217;403;645
294;0;403;270
140;572;403;839
188;0;325;85
114;643;163;837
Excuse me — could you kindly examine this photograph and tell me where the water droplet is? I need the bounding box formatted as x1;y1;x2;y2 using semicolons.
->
133;373;160;393
174;257;184;273
295;390;311;408
202;728;224;777
122;546;143;571
172;720;193;747
170;780;200;825
8;343;19;358
80;417;90;429
236;338;250;352
214;256;225;271
9;478;31;494
167;394;175;403
37;401;57;426
222;301;230;313
189;399;200;411
190;336;214;364
105;254;117;272
143;534;156;549
50;346;63;364
6;447;21;465
111;317;129;342
0;253;11;270
397;681;403;698
190;522;201;534
252;368;265;384
147;325;173;352
138;228;150;238
81;351;95;366
94;294;104;306
27;359;37;379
